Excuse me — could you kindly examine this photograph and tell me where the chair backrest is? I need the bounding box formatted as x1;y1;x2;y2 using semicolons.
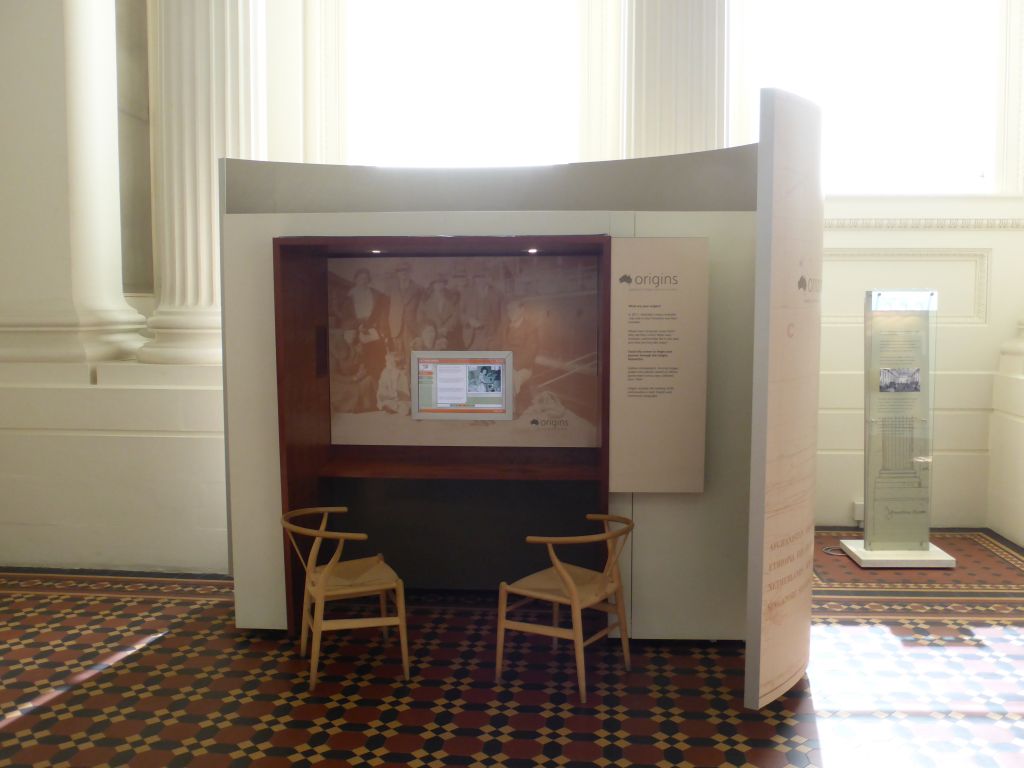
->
526;514;634;599
281;507;368;588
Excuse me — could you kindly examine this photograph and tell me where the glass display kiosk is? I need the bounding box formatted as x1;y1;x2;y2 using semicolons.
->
841;290;955;568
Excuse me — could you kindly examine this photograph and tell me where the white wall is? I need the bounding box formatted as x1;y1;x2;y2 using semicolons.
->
0;0;77;326
627;212;754;640
0;363;228;573
987;323;1024;543
816;197;1024;532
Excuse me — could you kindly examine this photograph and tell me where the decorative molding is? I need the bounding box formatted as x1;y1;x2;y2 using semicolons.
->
825;218;1024;231
821;249;990;325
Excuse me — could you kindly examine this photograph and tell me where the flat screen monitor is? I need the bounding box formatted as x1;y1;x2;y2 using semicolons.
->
411;351;514;421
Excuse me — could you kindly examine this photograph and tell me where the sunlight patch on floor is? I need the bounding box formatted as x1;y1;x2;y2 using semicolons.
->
808;622;1024;768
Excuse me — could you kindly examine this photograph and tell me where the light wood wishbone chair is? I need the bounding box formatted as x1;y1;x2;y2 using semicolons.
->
282;506;410;690
495;513;634;703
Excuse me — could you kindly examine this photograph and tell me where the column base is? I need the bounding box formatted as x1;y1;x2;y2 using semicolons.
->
136;330;223;364
137;308;223;365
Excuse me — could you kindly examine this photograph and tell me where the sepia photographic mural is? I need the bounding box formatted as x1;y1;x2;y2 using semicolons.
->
327;254;601;447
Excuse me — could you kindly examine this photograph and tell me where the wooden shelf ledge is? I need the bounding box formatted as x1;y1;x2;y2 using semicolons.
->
321;445;601;482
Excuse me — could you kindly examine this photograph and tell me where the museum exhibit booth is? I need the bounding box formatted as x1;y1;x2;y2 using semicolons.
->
222;89;823;708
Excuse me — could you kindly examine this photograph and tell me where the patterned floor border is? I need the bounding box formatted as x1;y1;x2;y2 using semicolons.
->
0;570;233;602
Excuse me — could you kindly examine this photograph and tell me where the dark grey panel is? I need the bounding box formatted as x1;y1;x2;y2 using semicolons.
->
223;145;758;215
323;478;602;590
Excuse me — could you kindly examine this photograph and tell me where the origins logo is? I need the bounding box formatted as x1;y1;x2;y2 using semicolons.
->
797;275;822;293
526;392;570;430
620;273;679;289
530;416;569;429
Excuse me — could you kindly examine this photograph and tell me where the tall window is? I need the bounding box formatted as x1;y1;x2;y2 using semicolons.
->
728;0;1016;195
330;0;1021;193
341;0;584;167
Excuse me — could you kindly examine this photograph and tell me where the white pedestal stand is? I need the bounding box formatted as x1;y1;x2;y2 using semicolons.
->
840;539;956;568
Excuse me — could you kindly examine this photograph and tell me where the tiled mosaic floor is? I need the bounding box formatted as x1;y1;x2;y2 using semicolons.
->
813;530;1024;624
811;530;1024;768
2;530;1023;767
815;530;1024;591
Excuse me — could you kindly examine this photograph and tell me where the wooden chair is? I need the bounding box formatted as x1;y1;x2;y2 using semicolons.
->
282;507;410;690
495;513;634;703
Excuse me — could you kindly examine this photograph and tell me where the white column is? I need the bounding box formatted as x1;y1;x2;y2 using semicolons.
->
624;0;726;158
266;0;304;162
0;0;145;363
140;0;266;364
301;0;345;164
579;0;625;162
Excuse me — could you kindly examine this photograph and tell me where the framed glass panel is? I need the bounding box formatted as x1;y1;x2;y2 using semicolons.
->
863;290;937;550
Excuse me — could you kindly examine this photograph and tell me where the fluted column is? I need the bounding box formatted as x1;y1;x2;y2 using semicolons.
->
623;0;726;158
302;0;345;164
579;0;624;162
0;0;145;362
139;0;266;364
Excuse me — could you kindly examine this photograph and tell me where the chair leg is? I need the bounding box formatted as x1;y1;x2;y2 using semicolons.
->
379;591;389;643
551;602;559;651
614;585;631;671
395;581;410;681
299;587;312;657
308;598;325;691
494;583;508;683
571;604;587;704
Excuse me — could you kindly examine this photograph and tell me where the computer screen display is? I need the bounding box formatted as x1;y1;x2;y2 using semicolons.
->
411;351;514;420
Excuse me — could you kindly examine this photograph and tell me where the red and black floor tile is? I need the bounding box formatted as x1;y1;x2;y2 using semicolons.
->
2;530;1023;767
